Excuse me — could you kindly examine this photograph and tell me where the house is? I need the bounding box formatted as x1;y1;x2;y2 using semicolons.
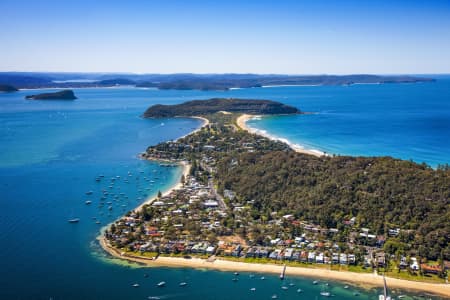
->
410;257;419;271
376;252;386;267
284;248;294;260
348;254;356;265
300;251;308;262
421;264;442;274
308;251;316;263
332;253;339;264
340;253;348;265
316;252;324;264
232;245;242;257
270;249;281;260
206;246;216;255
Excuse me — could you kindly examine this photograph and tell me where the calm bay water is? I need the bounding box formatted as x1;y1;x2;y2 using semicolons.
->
0;84;447;299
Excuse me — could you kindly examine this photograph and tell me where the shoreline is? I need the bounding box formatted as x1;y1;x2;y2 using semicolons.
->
98;115;208;235
136;116;208;212
98;237;450;297
98;114;449;297
236;114;326;158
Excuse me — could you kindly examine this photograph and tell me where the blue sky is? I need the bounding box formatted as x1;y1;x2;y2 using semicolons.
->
1;0;450;74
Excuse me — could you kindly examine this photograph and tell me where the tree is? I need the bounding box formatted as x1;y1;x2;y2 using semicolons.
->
157;190;162;198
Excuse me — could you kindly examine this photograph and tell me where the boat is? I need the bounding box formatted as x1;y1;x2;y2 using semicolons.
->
85;191;93;195
95;221;101;224
261;276;265;280
132;283;139;288
148;297;161;300
344;285;349;289
271;295;278;299
280;264;286;280
313;280;319;285
250;288;256;291
232;278;238;282
234;272;239;276
68;218;80;223
281;286;288;290
320;283;331;297
179;282;187;287
157;281;165;287
85;200;92;205
297;288;302;293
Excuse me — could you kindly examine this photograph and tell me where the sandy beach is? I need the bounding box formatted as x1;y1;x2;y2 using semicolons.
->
236;114;326;157
99;237;450;297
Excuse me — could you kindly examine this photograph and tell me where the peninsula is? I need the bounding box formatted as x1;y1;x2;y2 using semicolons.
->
0;84;18;92
101;99;449;297
25;89;77;100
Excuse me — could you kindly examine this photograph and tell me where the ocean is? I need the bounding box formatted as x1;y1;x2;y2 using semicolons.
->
0;83;447;299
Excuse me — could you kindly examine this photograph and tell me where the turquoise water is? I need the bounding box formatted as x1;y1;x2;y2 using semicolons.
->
0;86;446;299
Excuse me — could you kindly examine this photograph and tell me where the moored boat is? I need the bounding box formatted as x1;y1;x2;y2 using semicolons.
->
157;281;165;287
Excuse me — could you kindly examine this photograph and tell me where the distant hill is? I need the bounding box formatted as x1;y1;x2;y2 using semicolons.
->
143;98;300;118
0;72;435;90
25;90;77;100
97;78;136;85
0;84;18;92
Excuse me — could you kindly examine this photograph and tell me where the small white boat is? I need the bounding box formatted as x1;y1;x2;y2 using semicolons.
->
250;288;256;291
68;218;80;223
179;282;187;287
157;281;165;287
320;291;331;297
271;295;278;299
132;283;139;288
85;200;92;205
281;286;288;290
313;280;319;285
261;276;265;280
344;285;349;289
297;288;302;293
234;272;239;276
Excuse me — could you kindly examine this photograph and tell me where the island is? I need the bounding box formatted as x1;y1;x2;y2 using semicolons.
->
0;84;18;92
101;99;449;297
143;98;301;118
25;89;77;100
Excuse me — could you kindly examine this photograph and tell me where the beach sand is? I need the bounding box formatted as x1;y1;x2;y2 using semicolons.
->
236;114;326;157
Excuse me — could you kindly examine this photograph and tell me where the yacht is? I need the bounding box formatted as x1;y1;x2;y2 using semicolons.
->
68;218;80;223
157;281;165;287
179;282;187;287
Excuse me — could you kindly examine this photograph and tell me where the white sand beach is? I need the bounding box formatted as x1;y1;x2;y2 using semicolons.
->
236;114;326;157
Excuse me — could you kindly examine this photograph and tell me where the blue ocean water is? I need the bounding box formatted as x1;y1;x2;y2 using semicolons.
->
0;86;446;299
245;78;450;168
